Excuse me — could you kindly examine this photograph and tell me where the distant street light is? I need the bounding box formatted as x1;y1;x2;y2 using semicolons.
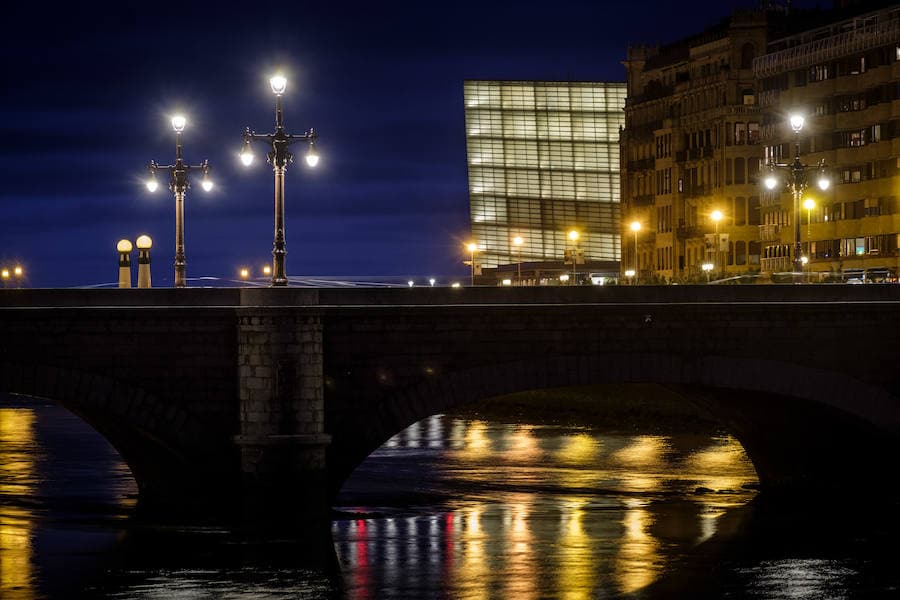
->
629;221;641;282
145;115;212;288
512;235;524;285
262;264;272;277
711;210;723;279
701;262;713;283
0;268;9;287
466;242;479;286
117;239;133;289
567;229;580;284
239;268;250;281
763;113;830;276
241;73;320;287
429;278;436;287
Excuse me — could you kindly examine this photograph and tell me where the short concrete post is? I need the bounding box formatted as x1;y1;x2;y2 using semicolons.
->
136;235;153;289
116;239;132;288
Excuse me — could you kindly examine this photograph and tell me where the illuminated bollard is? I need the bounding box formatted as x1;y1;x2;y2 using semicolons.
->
136;235;153;289
117;239;133;288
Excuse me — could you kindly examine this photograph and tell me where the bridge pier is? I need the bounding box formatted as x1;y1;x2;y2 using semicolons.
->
235;310;331;528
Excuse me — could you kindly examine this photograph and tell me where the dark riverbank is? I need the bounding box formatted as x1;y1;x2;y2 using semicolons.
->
450;383;724;434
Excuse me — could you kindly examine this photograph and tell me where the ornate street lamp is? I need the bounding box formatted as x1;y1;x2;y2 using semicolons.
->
145;115;212;288
763;114;830;276
241;73;320;287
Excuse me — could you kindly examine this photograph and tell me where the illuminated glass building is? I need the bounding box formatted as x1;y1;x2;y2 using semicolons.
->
463;80;626;282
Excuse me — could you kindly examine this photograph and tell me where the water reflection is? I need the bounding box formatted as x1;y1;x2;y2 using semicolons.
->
0;409;35;600
335;414;759;598
9;400;897;598
615;499;661;594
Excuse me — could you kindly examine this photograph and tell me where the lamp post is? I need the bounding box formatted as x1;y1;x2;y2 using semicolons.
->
567;229;580;285
0;268;9;287
710;210;723;278
512;235;524;285
145;115;213;288
241;73;320;287
629;221;641;282
466;242;478;286
803;197;815;259
764;114;830;276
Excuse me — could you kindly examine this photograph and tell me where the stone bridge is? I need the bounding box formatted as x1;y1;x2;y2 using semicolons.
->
1;286;899;523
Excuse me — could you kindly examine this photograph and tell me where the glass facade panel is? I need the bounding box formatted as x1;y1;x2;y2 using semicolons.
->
465;80;625;267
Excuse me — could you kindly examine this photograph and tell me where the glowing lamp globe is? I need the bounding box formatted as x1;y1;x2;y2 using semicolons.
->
117;239;133;253
270;74;287;95
135;235;153;250
171;115;187;132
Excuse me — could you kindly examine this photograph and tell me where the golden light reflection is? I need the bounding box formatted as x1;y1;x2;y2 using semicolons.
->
459;505;489;600
556;433;600;464
504;426;541;461
0;409;35;600
557;497;596;600
503;496;537;600
685;436;756;495
613;436;668;493
613;436;666;467
454;420;492;460
614;499;661;595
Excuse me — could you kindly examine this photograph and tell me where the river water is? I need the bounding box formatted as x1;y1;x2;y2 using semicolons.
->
1;394;898;599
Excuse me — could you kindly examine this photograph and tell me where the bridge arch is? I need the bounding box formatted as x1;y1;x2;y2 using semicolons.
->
329;353;899;498
0;362;237;513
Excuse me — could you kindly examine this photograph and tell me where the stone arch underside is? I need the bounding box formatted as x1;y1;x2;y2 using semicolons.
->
328;353;900;498
0;362;239;513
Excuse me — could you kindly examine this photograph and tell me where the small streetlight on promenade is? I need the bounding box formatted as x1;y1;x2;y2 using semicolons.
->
711;210;723;279
240;73;320;287
629;221;641;282
145;115;213;288
512;235;524;285
466;242;479;286
567;229;581;284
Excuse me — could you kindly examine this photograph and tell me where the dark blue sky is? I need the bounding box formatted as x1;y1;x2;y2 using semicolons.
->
0;0;827;287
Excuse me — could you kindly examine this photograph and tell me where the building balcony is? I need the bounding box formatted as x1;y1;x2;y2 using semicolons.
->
631;194;655;207
753;16;900;78
758;224;782;242
761;256;794;273
627;157;656;171
676;225;702;240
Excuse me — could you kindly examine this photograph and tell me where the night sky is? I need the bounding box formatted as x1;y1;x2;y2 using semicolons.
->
0;0;827;287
